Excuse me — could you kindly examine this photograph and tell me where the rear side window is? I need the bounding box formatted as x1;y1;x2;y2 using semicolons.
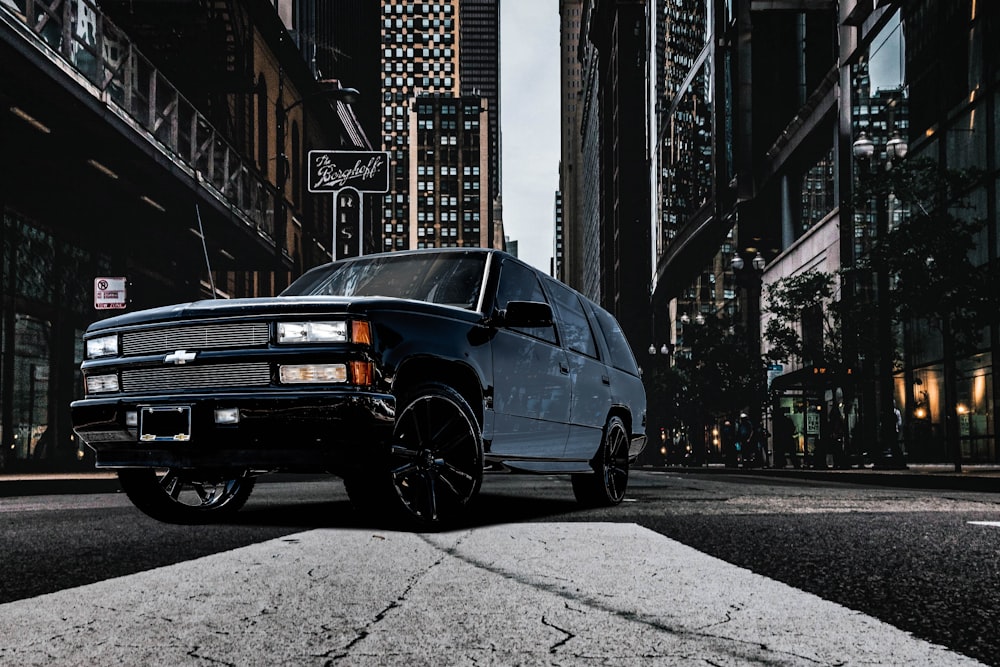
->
545;280;598;359
592;306;639;375
494;260;557;344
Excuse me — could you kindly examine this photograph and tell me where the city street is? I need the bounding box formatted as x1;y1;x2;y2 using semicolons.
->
1;471;998;664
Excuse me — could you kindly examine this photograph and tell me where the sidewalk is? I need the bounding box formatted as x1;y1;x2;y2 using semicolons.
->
656;462;1000;493
2;465;999;497
0;471;121;497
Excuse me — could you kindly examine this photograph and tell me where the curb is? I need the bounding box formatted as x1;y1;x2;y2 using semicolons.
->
0;472;338;498
0;473;122;498
651;465;1000;493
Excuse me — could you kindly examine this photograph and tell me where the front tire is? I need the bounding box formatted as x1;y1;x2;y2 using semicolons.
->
117;468;255;524
347;384;483;528
572;416;630;507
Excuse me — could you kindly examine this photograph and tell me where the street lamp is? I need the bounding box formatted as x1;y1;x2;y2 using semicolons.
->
852;128;908;469
731;251;767;463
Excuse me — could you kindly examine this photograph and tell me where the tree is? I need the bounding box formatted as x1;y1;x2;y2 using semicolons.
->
858;157;999;470
762;270;869;463
860;158;995;352
649;314;763;465
763;270;840;368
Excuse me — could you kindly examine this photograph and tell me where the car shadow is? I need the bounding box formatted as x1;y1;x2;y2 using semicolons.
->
230;489;582;531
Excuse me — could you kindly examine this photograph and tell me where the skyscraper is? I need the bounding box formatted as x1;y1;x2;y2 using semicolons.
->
558;0;585;288
459;0;501;205
379;0;501;252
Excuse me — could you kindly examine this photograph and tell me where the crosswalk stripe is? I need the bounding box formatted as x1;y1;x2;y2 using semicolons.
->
0;523;984;665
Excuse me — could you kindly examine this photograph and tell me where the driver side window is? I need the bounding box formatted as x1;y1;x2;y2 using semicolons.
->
494;260;557;344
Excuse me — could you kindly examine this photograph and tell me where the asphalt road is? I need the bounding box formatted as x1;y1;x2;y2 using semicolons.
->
1;471;998;665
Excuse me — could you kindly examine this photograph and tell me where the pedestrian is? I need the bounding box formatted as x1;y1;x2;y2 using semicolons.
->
774;410;795;468
722;418;738;468
737;413;758;467
894;401;903;443
829;405;847;468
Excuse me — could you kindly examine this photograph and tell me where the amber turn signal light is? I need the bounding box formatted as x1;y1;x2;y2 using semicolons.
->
351;320;372;345
350;361;375;386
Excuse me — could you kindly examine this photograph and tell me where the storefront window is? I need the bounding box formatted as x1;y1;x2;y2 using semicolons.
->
1;212;113;470
902;357;993;463
909;365;944;461
957;353;994;461
11;315;51;462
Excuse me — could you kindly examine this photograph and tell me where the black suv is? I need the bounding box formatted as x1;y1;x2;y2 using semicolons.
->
72;249;647;526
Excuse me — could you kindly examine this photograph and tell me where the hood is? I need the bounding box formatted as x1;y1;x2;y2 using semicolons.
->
85;295;481;332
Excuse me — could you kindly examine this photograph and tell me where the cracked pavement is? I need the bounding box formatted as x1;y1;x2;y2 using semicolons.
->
0;523;984;665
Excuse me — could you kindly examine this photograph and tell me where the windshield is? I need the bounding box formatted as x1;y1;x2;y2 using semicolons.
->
282;252;488;310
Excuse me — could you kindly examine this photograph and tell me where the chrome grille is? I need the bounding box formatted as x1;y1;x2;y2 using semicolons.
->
121;363;272;393
122;323;270;355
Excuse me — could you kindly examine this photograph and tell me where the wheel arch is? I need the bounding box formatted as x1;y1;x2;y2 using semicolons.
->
392;356;486;429
605;405;632;437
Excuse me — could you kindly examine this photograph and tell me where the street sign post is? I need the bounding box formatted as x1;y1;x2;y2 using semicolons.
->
767;363;783;389
308;150;390;260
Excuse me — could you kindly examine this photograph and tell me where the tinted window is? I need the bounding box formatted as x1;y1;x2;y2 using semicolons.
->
494;260;557;344
545;280;598;358
592;306;639;375
282;252;486;310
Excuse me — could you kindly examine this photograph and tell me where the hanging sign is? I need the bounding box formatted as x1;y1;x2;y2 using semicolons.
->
308;151;389;193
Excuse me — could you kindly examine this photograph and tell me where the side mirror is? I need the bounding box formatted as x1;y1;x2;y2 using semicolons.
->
496;301;553;328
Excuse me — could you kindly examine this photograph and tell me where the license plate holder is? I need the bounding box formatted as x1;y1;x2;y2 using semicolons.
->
139;406;192;442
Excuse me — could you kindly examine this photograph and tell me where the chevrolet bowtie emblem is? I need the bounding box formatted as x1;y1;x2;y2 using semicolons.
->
164;350;197;365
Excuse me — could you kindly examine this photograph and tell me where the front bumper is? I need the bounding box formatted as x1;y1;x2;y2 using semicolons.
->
71;390;395;473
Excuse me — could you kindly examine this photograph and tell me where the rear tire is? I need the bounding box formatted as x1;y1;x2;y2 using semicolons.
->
117;468;255;524
572;416;629;507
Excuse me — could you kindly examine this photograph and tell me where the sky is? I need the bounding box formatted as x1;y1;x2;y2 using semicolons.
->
500;1;561;273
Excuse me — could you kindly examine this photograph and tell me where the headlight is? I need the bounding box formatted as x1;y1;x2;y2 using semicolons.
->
86;334;119;358
277;321;349;344
85;374;120;394
279;364;348;384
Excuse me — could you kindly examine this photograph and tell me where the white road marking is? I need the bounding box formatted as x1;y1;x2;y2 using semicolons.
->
967;520;1000;527
0;523;984;665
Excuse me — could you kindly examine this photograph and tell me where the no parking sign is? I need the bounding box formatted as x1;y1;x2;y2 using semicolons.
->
94;277;127;310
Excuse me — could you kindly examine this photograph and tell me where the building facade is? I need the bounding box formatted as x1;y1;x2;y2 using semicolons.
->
645;0;998;465
458;0;501;209
378;0;502;253
582;0;651;365
557;0;585;288
0;0;368;471
579;0;603;303
408;95;491;249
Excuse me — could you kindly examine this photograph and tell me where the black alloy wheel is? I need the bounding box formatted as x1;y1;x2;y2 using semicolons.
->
572;415;630;507
117;468;255;524
385;384;484;527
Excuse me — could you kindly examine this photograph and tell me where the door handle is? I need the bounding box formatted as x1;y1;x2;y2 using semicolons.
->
559;363;570;375
602;374;610;385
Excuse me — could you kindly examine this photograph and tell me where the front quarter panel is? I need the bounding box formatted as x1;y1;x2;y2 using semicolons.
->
369;305;493;425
